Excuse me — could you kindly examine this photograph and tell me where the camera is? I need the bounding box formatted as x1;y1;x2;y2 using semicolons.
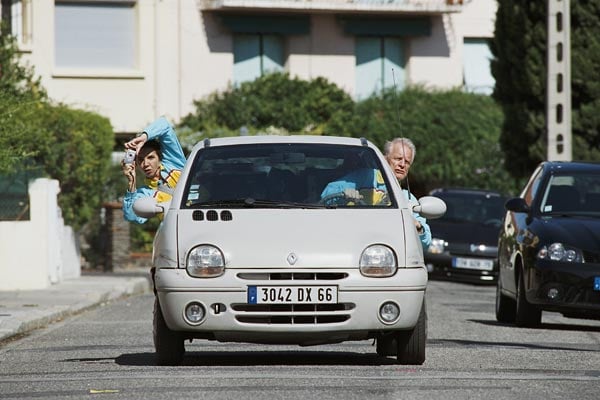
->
123;149;136;165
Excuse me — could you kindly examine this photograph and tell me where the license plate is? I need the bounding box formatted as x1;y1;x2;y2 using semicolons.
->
452;257;494;271
594;277;600;291
247;286;338;304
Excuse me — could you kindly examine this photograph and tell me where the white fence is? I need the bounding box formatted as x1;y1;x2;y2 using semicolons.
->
0;178;80;291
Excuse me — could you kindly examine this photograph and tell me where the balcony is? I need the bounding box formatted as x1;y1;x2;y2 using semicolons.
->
198;0;471;14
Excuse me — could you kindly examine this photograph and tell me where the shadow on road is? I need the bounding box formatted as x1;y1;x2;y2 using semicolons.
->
114;350;405;367
470;318;600;333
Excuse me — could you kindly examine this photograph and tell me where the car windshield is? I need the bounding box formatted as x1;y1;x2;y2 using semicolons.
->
434;191;506;225
181;143;395;209
539;173;600;216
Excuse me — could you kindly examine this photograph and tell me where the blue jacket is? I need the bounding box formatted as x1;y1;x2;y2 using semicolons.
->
122;117;186;224
404;189;432;250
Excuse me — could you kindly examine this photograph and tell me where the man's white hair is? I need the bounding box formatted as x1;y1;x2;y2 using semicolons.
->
384;137;416;163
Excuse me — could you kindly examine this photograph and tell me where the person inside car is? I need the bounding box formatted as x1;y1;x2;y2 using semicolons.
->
384;137;432;249
121;116;186;224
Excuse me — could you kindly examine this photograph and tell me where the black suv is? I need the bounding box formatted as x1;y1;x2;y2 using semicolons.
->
425;188;507;284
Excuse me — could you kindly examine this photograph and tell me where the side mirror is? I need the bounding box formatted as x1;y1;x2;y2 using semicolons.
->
133;197;169;218
413;196;447;219
504;197;530;213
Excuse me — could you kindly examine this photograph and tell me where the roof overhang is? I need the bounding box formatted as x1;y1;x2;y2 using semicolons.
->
198;0;468;15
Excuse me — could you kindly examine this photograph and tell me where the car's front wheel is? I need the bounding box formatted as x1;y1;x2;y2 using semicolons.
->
495;276;516;323
396;300;427;365
153;298;185;365
515;271;542;327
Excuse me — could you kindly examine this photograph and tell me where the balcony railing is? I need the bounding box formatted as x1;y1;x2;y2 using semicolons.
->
198;0;471;14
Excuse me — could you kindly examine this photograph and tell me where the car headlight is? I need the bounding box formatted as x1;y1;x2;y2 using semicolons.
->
537;243;584;263
360;245;397;277
187;245;225;277
427;238;446;254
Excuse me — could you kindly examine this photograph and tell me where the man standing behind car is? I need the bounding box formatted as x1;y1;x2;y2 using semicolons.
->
384;137;431;249
121;116;186;224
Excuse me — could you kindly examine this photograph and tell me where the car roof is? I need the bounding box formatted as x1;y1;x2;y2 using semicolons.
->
429;187;505;197
540;161;600;173
189;135;374;153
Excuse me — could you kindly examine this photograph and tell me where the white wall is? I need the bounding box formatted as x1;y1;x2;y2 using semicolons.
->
0;178;81;291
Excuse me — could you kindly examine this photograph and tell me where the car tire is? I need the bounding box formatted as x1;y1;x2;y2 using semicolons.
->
396;299;426;365
153;297;185;366
515;272;542;327
495;276;516;323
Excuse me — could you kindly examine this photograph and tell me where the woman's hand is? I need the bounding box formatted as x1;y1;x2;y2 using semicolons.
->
125;132;148;153
121;159;136;193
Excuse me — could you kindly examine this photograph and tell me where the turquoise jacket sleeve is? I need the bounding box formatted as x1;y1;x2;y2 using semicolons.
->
122;186;154;224
404;190;432;250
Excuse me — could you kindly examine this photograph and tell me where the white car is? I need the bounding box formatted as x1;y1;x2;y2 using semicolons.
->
134;135;445;365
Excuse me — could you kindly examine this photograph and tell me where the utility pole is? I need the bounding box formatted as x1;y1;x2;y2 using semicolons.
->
547;0;572;161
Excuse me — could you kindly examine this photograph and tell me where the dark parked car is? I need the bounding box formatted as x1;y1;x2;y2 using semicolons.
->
496;161;600;327
425;188;507;284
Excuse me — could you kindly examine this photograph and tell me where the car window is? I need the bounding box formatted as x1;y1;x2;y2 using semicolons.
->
540;172;600;215
181;143;395;208
436;192;506;225
522;165;544;207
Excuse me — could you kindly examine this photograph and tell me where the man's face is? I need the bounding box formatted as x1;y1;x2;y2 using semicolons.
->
386;143;413;181
137;148;161;179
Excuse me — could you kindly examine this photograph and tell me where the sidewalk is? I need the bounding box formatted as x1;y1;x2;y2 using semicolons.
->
0;268;152;343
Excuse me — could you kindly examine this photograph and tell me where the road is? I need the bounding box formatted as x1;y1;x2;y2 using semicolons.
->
1;279;599;400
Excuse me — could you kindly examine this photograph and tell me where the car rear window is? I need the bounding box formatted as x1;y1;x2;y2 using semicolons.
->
180;143;395;209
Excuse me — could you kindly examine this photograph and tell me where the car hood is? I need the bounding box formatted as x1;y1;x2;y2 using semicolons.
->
428;220;501;246
532;216;600;251
170;208;420;269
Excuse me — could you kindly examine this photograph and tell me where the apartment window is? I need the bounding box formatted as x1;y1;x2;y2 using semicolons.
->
1;0;29;44
463;38;495;95
54;1;136;69
233;34;284;85
355;37;405;100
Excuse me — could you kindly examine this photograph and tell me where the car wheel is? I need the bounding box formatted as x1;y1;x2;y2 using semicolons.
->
495;276;516;323
515;272;542;327
153;297;185;366
396;299;426;365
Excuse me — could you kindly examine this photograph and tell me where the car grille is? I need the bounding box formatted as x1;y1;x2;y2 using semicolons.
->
231;303;354;325
234;271;351;325
237;272;348;280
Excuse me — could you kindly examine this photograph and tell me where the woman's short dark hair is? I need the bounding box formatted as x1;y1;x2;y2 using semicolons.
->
140;140;162;160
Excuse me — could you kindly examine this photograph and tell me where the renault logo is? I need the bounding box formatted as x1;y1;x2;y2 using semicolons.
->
287;252;298;265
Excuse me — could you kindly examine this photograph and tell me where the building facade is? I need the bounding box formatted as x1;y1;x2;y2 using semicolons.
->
2;0;496;137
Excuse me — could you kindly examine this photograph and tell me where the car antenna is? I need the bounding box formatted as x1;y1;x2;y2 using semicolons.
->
392;68;413;200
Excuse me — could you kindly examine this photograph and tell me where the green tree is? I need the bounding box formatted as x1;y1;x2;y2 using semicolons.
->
0;27;48;174
179;73;354;138
491;0;600;181
327;87;517;196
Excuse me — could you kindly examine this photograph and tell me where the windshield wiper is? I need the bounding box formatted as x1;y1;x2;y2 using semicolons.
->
187;198;326;209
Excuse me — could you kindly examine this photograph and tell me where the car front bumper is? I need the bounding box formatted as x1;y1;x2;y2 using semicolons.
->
154;267;427;345
529;260;600;318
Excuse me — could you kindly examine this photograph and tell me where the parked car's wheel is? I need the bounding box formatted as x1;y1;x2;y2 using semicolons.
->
396;300;426;365
376;333;397;357
153;298;185;365
495;276;516;323
515;271;542;327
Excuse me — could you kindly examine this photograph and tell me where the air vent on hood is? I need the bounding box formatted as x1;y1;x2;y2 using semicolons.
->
192;209;234;221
